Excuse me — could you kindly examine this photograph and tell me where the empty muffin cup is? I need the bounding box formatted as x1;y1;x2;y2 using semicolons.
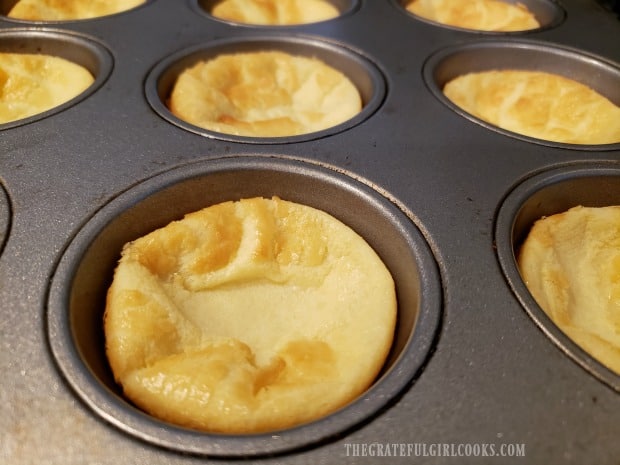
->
194;0;359;25
423;39;620;149
495;162;620;391
145;36;386;143
46;155;442;456
0;29;112;129
395;0;564;32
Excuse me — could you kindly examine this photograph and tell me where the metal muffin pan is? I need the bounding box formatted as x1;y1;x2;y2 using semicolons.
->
192;0;360;25
423;39;620;150
47;155;441;456
145;35;386;143
0;28;113;130
1;1;619;464
495;162;620;392
394;0;565;32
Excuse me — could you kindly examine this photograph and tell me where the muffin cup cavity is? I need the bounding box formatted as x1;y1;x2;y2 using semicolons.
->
144;36;386;144
394;0;564;32
193;0;359;25
0;29;113;130
47;156;442;456
495;162;620;391
423;40;620;150
0;184;10;256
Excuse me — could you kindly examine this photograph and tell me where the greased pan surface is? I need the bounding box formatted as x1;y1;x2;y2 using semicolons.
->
1;1;619;464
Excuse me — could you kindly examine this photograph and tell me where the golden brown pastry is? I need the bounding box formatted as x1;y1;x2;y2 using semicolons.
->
443;70;620;145
104;197;396;433
406;0;539;31
7;0;145;21
0;53;94;124
168;51;362;137
211;0;339;25
518;205;620;374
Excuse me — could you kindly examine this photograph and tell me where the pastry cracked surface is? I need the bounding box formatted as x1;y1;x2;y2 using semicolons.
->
406;0;539;31
518;205;620;374
168;51;362;138
443;70;620;145
8;0;145;20
0;53;93;124
211;0;339;25
104;197;396;433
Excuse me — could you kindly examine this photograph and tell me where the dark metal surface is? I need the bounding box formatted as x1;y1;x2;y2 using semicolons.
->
1;1;619;464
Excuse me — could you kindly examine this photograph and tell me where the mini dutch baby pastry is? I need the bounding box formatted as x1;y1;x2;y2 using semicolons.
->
104;197;397;433
518;205;620;374
406;0;540;31
210;0;339;25
7;0;145;20
167;51;362;138
443;70;620;145
0;52;94;124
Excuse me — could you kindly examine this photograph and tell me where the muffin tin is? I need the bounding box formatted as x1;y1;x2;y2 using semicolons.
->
1;1;619;464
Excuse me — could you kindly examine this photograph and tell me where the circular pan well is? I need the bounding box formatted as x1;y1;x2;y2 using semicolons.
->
394;0;564;33
0;183;10;256
0;29;113;130
47;155;442;457
144;36;386;144
423;40;620;150
0;0;150;22
193;0;359;25
495;162;620;391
